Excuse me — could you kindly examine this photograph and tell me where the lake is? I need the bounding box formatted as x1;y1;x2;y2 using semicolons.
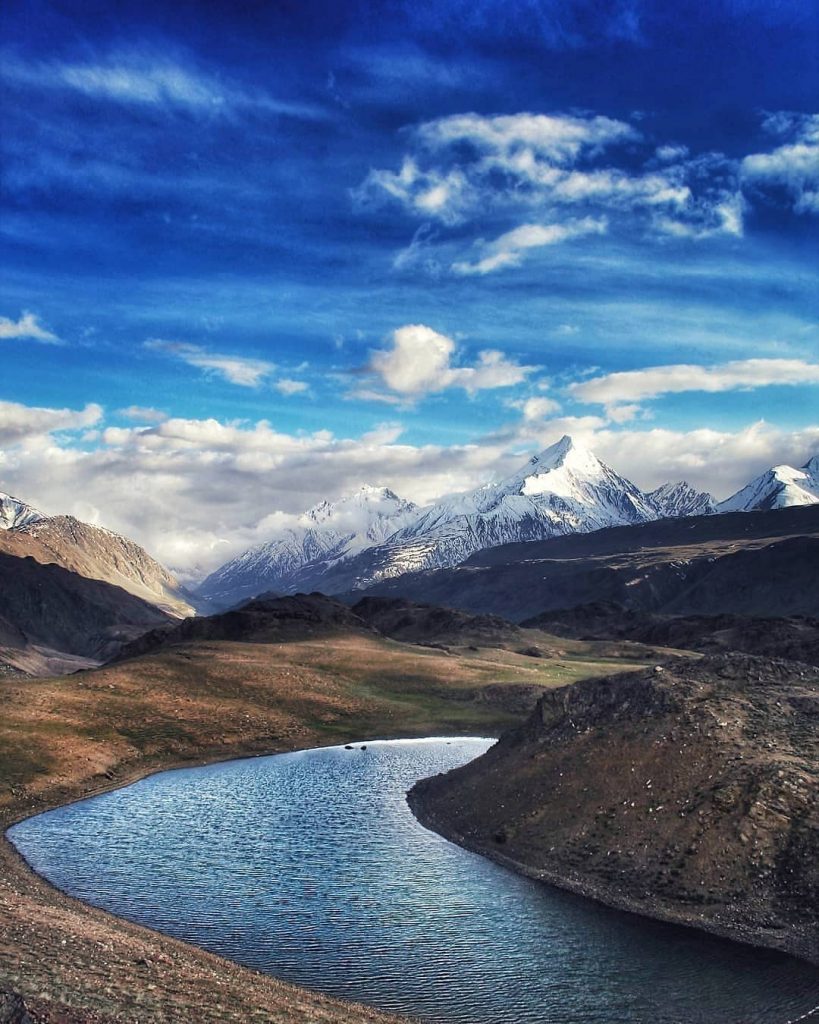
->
8;737;819;1023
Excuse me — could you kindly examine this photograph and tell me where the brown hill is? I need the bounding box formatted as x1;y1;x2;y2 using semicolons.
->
0;516;195;618
0;552;171;665
351;596;530;649
409;653;819;964
523;604;819;666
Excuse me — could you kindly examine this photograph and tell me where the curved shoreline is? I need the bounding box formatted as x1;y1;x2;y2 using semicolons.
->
1;736;420;1024
406;788;819;968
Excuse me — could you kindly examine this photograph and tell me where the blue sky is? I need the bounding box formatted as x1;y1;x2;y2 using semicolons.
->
1;0;818;572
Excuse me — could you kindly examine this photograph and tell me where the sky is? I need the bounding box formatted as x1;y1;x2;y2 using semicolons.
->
1;0;818;576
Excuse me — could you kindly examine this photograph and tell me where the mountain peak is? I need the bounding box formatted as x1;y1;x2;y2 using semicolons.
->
0;491;45;531
530;434;577;469
803;454;819;475
519;435;607;487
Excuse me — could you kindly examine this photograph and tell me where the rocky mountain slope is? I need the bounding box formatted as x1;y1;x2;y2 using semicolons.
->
719;454;819;512
0;551;171;668
355;504;819;621
647;481;716;517
0;514;196;618
409;654;819;964
350;596;531;649
111;592;377;663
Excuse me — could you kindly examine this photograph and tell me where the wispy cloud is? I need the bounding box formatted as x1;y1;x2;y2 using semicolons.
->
356;109;746;266
118;405;168;423
1;48;327;121
274;378;309;396
0;311;59;343
452;216;607;275
145;339;275;388
570;357;819;406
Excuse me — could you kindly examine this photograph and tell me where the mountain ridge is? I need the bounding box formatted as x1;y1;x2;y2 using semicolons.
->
198;437;818;608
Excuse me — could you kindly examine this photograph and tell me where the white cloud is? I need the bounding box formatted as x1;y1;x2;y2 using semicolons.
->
0;312;59;343
369;324;535;397
416;111;637;164
357;109;744;242
0;400;102;445
570;358;819;405
452;216;607;275
741;113;819;215
510;396;563;420
274;379;309;396
655;144;689;162
145;339;275;388
604;403;643;424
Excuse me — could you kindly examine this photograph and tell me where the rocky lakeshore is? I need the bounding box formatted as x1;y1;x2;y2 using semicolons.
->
409;653;819;965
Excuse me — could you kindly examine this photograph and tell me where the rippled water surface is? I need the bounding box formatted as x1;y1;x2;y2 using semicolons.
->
9;738;819;1023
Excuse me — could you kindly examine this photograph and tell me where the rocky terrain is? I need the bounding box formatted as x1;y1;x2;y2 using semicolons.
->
356;504;819;621
0;552;171;673
111;592;376;664
524;603;819;666
350;596;532;649
409;653;819;964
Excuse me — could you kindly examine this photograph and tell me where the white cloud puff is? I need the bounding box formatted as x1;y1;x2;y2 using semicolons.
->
0;400;102;446
369;324;535;397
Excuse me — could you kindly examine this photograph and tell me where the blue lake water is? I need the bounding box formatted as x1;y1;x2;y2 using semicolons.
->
8;737;819;1024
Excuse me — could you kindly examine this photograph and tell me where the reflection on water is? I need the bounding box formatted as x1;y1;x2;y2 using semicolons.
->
9;738;819;1024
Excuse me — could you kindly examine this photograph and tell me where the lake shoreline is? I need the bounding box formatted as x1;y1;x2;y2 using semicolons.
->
407;787;819;968
1;733;431;1024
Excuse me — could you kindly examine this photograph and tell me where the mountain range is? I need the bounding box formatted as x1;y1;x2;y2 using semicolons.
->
196;437;817;609
2;441;817;621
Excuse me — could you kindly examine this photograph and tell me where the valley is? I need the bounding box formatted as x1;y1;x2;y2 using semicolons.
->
2;441;819;1022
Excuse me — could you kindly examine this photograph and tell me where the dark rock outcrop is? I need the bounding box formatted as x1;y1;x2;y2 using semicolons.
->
111;592;376;662
410;654;819;964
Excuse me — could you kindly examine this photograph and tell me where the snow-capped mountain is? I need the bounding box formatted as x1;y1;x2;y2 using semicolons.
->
0;491;45;530
373;435;658;576
196;485;419;608
648;481;717;518
719;456;819;512
203;436;665;602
